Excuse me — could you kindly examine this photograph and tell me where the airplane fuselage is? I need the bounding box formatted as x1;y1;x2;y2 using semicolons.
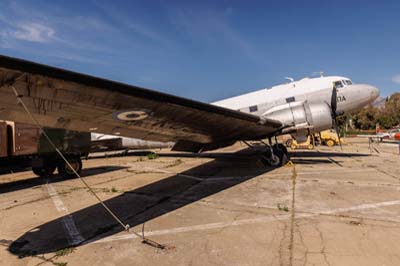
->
212;76;379;140
213;76;379;117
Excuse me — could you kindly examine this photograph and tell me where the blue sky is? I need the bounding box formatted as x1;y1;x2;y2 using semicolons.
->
0;0;399;101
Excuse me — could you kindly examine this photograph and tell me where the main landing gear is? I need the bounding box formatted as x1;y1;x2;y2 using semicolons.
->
259;143;289;167
244;138;290;167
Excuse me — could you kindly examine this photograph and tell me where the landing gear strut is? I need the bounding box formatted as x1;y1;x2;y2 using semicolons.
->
271;143;289;166
244;138;290;167
265;137;289;166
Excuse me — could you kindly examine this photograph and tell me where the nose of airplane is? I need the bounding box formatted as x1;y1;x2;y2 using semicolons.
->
338;83;380;113
368;85;380;101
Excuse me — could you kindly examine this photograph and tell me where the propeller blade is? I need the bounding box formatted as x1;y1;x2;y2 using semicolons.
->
330;86;342;150
334;121;343;151
331;87;337;116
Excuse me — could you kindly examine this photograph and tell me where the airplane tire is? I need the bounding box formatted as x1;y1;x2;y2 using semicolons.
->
270;154;280;167
280;152;289;166
261;145;289;167
273;144;290;163
261;149;279;167
275;149;288;166
273;143;288;155
58;157;82;178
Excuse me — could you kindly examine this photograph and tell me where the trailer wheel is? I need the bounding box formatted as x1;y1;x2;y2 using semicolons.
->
326;139;335;147
285;139;293;147
32;164;56;177
58;157;82;178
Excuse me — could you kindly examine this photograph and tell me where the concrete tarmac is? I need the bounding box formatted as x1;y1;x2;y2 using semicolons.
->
0;138;400;266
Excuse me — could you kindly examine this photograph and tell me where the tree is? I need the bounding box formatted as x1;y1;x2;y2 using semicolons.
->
383;93;400;127
352;104;378;130
349;93;400;130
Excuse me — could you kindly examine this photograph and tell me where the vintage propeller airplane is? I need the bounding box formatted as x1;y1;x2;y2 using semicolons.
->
0;55;379;172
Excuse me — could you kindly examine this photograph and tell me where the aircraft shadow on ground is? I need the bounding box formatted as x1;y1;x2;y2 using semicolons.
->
291;150;371;165
290;158;334;164
290;150;370;165
291;151;370;158
8;148;371;257
89;149;238;160
0;166;128;194
8;149;274;257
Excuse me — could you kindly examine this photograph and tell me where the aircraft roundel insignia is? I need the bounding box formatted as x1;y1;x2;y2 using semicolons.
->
112;109;151;121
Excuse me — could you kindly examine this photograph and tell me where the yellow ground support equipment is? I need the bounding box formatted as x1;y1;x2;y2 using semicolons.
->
286;136;314;150
319;129;342;147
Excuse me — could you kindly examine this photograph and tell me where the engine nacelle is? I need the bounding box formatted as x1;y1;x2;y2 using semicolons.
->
260;101;333;135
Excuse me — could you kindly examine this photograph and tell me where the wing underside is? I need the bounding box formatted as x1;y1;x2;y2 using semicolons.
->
0;55;281;152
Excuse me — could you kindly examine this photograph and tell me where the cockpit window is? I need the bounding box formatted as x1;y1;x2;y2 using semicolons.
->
344;80;352;85
334;81;344;89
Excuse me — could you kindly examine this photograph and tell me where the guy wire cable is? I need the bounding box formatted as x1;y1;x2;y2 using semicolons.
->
10;85;165;249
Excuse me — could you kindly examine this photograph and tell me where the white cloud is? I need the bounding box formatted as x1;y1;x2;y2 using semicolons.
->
392;74;400;84
0;31;10;47
14;22;55;43
168;7;259;61
93;2;174;48
52;52;104;64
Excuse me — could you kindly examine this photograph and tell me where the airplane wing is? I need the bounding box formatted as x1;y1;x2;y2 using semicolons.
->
0;55;281;152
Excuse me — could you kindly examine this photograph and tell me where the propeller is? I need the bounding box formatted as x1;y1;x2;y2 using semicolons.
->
330;86;343;150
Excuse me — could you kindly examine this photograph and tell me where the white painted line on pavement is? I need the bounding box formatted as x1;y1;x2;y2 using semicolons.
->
46;183;84;245
92;199;400;244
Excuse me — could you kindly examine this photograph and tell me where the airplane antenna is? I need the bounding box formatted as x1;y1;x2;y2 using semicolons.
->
311;71;324;77
285;77;294;83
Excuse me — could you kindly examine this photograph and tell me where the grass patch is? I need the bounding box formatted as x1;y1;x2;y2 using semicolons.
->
55;247;75;257
111;186;118;193
54;262;68;266
277;203;289;212
146;152;159;160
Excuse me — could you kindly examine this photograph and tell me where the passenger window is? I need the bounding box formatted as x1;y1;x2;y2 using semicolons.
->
334;81;344;89
286;96;295;103
249;105;258;112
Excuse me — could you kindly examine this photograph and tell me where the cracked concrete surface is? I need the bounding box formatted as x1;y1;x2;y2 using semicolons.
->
1;138;400;265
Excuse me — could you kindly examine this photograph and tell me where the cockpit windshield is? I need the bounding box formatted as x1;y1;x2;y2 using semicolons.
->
334;80;344;89
334;79;352;89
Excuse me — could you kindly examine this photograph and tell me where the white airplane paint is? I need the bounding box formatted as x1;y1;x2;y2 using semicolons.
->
90;133;174;151
0;55;381;167
93;76;380;151
213;76;379;115
213;75;379;142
